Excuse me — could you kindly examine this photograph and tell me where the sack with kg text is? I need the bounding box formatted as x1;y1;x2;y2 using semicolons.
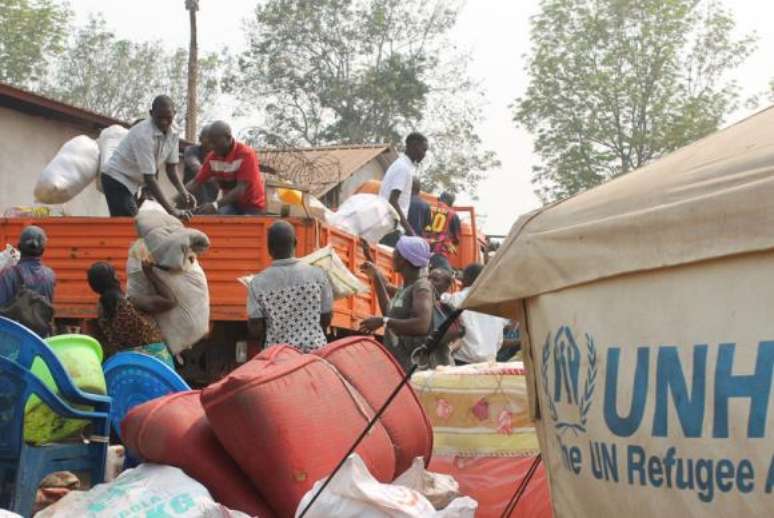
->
97;125;129;194
0;267;53;338
127;239;210;355
35;135;100;204
35;464;251;518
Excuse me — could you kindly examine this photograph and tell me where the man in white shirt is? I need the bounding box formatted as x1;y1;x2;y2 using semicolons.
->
442;263;509;365
102;95;194;220
379;132;428;246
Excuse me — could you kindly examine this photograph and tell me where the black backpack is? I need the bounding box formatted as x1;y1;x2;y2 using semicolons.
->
0;266;54;337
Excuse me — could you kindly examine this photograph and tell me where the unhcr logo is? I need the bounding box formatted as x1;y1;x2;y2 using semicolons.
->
541;326;598;434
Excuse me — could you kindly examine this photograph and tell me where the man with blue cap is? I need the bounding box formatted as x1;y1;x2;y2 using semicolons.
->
0;225;56;336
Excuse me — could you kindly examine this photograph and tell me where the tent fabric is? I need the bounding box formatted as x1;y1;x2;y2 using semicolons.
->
463;106;774;317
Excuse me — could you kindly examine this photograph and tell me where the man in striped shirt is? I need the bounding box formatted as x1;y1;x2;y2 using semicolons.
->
187;120;266;215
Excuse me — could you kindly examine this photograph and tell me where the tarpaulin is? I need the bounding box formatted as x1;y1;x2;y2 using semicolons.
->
429;455;551;518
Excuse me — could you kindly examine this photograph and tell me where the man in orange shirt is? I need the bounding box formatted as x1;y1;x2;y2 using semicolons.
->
187;121;266;215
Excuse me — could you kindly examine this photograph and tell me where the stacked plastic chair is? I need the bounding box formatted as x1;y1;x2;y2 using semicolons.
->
0;317;111;517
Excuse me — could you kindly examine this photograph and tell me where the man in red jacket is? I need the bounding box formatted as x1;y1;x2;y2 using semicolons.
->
188;120;266;215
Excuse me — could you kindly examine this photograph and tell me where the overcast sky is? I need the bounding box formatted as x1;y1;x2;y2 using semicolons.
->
69;0;774;234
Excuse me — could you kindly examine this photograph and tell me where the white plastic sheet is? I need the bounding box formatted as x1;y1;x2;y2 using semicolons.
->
328;194;399;244
296;454;477;518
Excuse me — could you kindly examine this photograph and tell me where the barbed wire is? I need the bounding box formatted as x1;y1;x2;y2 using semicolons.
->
239;127;344;193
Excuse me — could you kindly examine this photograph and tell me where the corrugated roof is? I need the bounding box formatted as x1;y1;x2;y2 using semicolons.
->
0;81;126;131
259;144;398;197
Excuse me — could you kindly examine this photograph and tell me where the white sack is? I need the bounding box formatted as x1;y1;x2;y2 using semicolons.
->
35;136;99;204
0;244;20;272
300;246;369;299
393;458;461;510
96;125;128;194
238;245;368;300
127;239;210;355
134;210;210;271
295;454;477;518
105;445;126;483
138;199;167;214
35;464;250;518
328;194;399;244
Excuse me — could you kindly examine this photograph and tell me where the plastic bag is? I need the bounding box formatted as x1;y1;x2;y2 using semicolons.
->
97;125;129;194
105;445;126;482
0;244;19;272
295;454;478;518
300;246;368;299
394;458;461;510
35;136;100;204
328;194;399;244
35;464;251;518
238;245;368;300
127;239;210;355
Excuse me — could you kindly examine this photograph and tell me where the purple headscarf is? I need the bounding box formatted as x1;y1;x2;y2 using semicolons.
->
396;236;431;268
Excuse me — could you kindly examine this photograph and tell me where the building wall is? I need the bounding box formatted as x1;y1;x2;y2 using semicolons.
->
0;107;179;217
0;106;108;216
333;160;386;207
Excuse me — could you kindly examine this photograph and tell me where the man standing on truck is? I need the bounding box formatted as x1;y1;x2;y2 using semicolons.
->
407;177;431;237
187;121;267;215
426;191;462;259
247;221;333;352
102;95;194;220
182;124;218;206
0;226;56;337
379;133;429;246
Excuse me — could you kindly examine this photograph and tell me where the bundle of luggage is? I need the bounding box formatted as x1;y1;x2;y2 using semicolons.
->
34;126;128;205
117;337;476;517
127;207;211;355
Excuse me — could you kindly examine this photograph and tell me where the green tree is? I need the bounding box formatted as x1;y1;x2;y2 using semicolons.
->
515;0;756;203
46;15;224;129
0;0;71;86
234;0;498;194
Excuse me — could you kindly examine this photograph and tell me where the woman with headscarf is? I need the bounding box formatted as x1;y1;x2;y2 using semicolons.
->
86;261;176;368
359;236;452;371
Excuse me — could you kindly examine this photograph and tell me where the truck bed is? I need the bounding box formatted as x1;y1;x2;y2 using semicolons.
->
0;216;397;332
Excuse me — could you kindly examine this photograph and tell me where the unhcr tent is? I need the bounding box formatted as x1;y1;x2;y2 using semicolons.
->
463;107;774;517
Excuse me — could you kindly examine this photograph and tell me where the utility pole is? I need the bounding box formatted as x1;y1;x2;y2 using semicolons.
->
185;0;199;142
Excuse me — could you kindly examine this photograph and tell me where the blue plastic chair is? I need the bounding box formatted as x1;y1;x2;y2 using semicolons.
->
102;352;190;467
0;317;111;516
0;354;112;517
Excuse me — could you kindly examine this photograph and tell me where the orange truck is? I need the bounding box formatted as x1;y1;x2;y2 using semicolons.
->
355;180;488;270
0;215;399;385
